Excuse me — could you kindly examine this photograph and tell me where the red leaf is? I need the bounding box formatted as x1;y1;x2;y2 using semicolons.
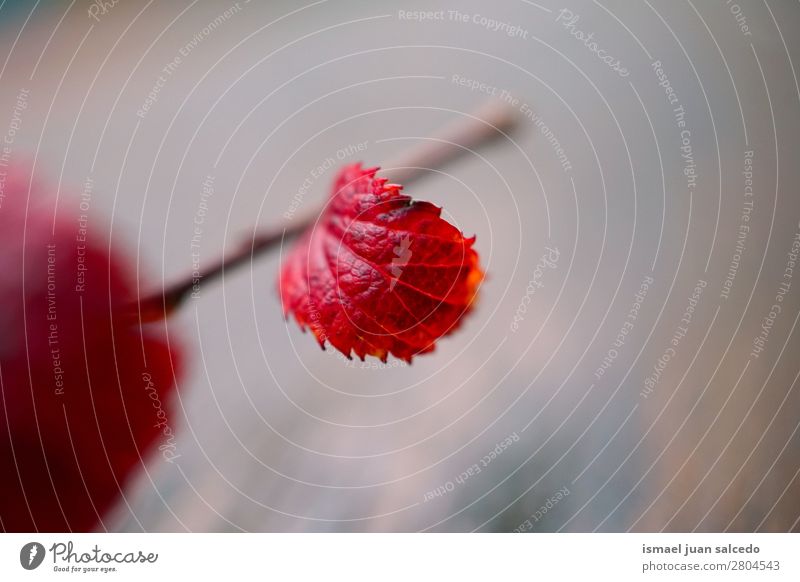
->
0;168;182;532
279;163;483;363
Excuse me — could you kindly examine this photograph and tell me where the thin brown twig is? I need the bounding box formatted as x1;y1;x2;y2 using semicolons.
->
136;100;520;322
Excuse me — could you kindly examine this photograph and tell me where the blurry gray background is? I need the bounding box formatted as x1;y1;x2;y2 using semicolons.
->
1;0;799;531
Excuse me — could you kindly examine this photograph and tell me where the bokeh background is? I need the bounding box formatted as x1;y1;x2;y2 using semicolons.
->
1;0;799;532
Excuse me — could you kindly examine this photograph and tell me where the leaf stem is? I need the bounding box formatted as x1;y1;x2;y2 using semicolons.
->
136;100;519;322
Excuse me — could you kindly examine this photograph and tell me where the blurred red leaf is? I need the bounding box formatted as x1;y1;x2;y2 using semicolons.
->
0;168;181;532
279;163;483;363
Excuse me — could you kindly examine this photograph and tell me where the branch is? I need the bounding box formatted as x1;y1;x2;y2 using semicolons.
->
136;100;519;322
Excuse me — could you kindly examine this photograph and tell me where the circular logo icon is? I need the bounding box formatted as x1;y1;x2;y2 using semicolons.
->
20;542;46;570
